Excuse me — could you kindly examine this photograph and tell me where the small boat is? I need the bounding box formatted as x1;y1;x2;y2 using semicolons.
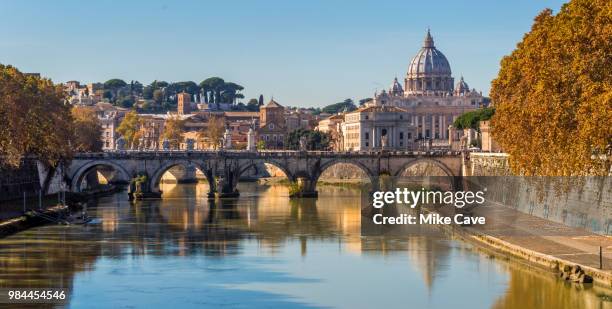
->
65;213;93;225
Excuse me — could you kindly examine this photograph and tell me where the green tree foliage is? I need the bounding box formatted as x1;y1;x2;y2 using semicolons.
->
247;98;260;111
168;81;199;96
153;89;164;105
198;78;244;106
200;77;225;105
220;82;244;103
321;99;356;114
118;96;135;108
490;0;611;176
285;129;331;151
453;107;495;130
142;86;154;99
0;64;75;168
129;80;143;96
103;78;127;90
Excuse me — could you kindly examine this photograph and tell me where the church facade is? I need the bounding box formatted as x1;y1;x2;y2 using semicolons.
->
338;30;487;151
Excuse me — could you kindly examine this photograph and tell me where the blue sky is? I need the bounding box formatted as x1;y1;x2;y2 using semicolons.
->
0;0;567;107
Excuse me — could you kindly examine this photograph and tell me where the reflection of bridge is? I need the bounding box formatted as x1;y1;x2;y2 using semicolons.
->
67;150;464;198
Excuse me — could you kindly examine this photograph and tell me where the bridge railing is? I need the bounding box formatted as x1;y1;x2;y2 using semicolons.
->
74;149;463;158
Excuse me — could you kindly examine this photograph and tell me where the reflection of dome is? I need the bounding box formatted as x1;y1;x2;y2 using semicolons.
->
454;76;469;96
405;30;454;96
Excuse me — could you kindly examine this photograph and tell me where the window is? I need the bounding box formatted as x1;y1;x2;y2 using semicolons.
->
270;123;275;129
365;132;369;140
399;115;403;120
365;142;369;147
272;135;277;141
408;133;412;139
399;132;404;139
365;115;369;120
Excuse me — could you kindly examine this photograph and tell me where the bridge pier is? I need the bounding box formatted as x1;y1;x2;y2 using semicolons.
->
128;173;162;200
214;176;240;198
289;177;318;198
209;167;241;198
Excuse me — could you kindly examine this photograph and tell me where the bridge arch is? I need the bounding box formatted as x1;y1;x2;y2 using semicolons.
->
313;159;377;185
149;160;210;194
70;160;131;192
238;159;294;182
393;158;457;190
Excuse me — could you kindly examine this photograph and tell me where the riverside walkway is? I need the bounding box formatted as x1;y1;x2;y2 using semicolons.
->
462;203;612;286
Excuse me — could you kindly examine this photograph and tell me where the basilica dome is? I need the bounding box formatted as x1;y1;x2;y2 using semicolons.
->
454;76;469;96
404;30;454;96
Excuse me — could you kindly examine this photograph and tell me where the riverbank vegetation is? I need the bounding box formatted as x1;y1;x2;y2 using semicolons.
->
490;0;611;176
0;65;101;171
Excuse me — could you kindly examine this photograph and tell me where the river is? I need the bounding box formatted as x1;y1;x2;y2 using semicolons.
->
0;182;609;309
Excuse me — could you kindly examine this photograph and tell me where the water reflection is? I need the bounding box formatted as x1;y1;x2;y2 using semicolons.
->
0;183;609;308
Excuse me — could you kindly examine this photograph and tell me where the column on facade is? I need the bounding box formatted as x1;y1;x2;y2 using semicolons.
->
442;115;447;140
421;115;426;138
414;115;419;138
372;127;376;149
439;115;444;140
431;114;435;140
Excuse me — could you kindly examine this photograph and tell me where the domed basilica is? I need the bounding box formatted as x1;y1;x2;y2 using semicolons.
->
337;30;487;151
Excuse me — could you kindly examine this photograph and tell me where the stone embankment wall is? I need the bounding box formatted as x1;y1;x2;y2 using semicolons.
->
0;160;41;202
467;152;611;235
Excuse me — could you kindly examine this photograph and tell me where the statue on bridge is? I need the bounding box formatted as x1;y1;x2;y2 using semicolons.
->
381;135;388;149
223;125;232;149
186;138;195;150
115;136;126;151
247;127;256;151
299;136;308;151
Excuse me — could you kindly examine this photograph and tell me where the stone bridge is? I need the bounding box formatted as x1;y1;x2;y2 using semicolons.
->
66;150;464;198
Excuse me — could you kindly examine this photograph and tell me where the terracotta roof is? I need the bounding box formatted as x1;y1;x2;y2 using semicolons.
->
224;111;259;118
264;99;283;108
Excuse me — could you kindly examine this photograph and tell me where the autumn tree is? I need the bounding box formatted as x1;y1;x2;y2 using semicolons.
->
490;0;611;176
199;115;225;149
116;111;141;149
0;64;74;168
160;115;185;149
71;106;103;152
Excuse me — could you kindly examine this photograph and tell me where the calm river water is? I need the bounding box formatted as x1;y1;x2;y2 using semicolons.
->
0;183;610;309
